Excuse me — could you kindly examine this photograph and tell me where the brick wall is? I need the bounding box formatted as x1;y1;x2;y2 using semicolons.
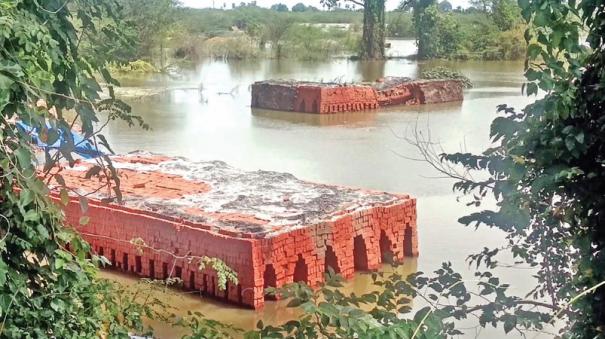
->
251;79;464;114
57;195;417;309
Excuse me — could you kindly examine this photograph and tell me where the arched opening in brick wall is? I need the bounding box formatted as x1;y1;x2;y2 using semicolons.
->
379;231;394;263
404;226;414;256
162;262;169;279
237;284;243;303
299;99;306;112
224;282;230;301
353;235;369;271
123;253;129;271
149;260;155;278
135;255;142;273
293;254;309;283
189;271;195;290
202;274;208;296
324;245;340;274
210;276;216;296
312;100;318;113
263;264;277;300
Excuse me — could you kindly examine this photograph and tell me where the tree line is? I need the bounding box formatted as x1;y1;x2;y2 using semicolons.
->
97;0;525;67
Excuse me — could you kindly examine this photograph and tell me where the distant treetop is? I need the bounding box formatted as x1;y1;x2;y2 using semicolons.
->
270;3;289;11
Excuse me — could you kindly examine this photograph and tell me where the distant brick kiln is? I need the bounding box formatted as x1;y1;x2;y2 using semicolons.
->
49;152;418;309
251;77;464;114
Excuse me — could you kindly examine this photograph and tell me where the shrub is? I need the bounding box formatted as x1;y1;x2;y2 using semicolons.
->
420;66;473;88
199;35;262;60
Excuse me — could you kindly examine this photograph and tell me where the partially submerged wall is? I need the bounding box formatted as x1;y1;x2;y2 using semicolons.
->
251;77;464;114
50;153;418;309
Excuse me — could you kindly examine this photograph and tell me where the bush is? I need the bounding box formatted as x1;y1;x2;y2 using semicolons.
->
281;24;360;60
108;60;158;73
420;66;473;88
386;12;414;38
199;35;262;60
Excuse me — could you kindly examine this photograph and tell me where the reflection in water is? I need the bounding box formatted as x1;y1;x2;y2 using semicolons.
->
100;42;533;338
251;108;379;127
356;59;386;82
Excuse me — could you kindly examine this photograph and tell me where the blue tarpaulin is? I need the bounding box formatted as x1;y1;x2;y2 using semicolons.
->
16;121;104;159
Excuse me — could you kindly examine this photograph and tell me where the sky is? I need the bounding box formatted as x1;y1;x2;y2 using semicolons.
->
180;0;471;11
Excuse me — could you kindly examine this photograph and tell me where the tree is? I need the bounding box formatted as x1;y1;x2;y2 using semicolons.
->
115;0;179;67
322;0;387;60
270;3;289;12
0;1;241;337
413;0;462;59
490;0;520;31
292;2;307;12
438;0;452;11
469;0;492;11
262;15;294;58
0;1;138;336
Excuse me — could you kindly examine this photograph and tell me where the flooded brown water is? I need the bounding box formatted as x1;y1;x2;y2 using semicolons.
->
101;41;546;337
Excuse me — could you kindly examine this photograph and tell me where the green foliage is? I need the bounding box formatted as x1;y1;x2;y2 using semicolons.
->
292;3;319;12
415;3;463;59
385;12;414;38
490;0;521;31
0;1;239;337
108;60;158;74
117;0;179;61
0;0;133;336
438;0;453;12
420;67;473;88
437;0;605;336
270;3;289;12
282;25;360;60
414;0;524;60
198;35;261;60
247;261;554;338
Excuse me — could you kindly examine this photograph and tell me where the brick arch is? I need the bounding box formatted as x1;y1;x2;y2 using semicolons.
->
324;245;340;274
293;254;308;283
353;235;369;271
263;264;277;300
379;230;394;263
312;100;318;113
299;99;306;112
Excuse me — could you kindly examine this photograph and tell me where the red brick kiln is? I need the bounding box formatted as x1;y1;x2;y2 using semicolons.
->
251;77;464;114
49;153;418;309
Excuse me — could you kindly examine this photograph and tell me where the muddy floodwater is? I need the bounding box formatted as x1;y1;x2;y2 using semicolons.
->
100;40;544;338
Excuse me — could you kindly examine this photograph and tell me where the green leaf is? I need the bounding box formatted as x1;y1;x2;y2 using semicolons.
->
19;189;34;207
60;188;70;206
14;146;32;169
36;224;50;239
287;298;303;307
24;209;40;222
55;258;65;270
0;259;8;285
79;216;90;225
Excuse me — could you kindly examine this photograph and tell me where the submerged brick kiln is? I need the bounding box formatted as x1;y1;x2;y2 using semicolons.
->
251;76;464;114
49;152;418;309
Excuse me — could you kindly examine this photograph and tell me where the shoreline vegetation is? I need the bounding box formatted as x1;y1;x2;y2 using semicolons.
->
106;1;526;75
